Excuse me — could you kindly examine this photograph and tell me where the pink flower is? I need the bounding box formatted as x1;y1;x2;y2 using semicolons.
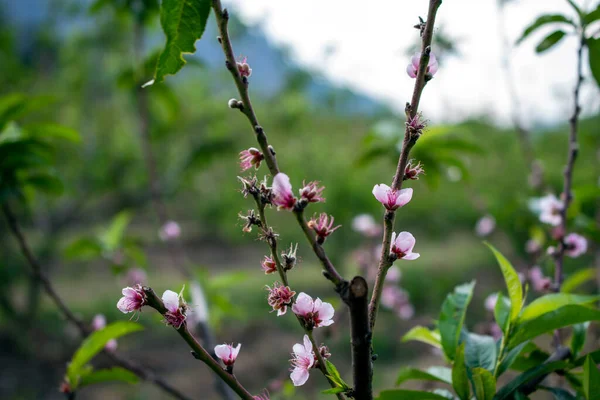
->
407;52;438;78
352;214;381;237
538;194;563;226
267;283;296;316
372;184;413;211
475;215;496;237
272;173;297;210
159;221;181;241
390;231;420;260
239;148;264;171
299;181;325;203
117;284;146;313
237;57;252;78
126;268;147;286
162;289;187;329
529;266;552;293
292;292;335;329
525;239;542;254
307;213;341;243
215;343;241;366
261;256;278;274
564;233;587;258
92;314;118;351
484;293;498;312
290;335;315;386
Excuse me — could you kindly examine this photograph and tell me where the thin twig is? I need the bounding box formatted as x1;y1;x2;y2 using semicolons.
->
1;203;191;400
368;0;443;331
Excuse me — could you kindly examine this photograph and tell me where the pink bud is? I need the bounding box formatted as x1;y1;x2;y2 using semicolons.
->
237;57;252;78
292;292;335;329
272;173;297;210
117;284;146;313
529;266;552;293
162;289;187;329
215;343;241;366
372;184;413;211
299;181;325;203
267;283;296;316
239;148;264;171
407;51;438;78
390;231;420;260
564;233;587;258
484;293;498;312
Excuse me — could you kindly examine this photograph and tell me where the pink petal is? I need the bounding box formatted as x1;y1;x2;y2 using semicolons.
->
92;314;106;330
273;173;293;197
303;334;313;358
232;343;241;358
395;188;413;208
162;290;180;313
215;344;232;360
395;231;416;253
122;287;137;298
402;252;420;260
105;339;118;352
411;53;421;68
406;64;417;78
292;292;313;315
290;367;310;386
428;59;439;75
315;299;335;322
372;184;391;205
117;297;132;313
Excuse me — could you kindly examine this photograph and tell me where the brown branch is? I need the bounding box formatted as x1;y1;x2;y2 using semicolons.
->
368;0;443;332
1;203;191;400
143;288;255;400
347;277;373;400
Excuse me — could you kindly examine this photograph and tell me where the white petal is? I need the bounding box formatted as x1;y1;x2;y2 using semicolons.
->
292;292;313;316
402;252;420;260
372;184;390;204
395;188;413;208
232;343;241;358
315;299;335;322
302;334;313;356
162;290;180;313
395;231;416;253
116;297;132;313
214;344;231;360
290;367;310;386
273;173;293;197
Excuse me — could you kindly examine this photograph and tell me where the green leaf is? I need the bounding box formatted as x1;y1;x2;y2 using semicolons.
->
101;210;133;252
494;292;511;335
396;367;452;387
583;355;600;399
22;172;64;195
402;326;442;349
516;14;573;44
518;294;599;323
465;333;497;372
574;349;600;367
509;305;600;348
535;30;567;53
325;360;349;390
584;4;600;25
79;367;139;388
471;368;496;400
23;123;80;143
67;322;143;387
540;386;578;400
64;238;103;261
566;0;584;18
322;387;346;394
495;361;569;400
571;322;590;359
153;0;212;83
439;281;475;361
452;343;470;400
376;390;451;400
485;243;523;323
588;38;600;88
496;341;530;377
562;268;597;293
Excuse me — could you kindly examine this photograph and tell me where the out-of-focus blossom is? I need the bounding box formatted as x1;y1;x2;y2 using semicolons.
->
398;304;415;320
564;233;587;258
525;239;542;254
529;266;552;292
381;285;414;320
484;293;498;312
475;215;496;237
92;314;117;351
538;194;563;226
390;231;420;260
299;181;325;203
404;161;425;180
352;214;381;237
253;392;270;400
117;284;146;314
159;221;181;241
407;51;438;78
267;283;296;316
239;148;264;171
215;343;241;366
490;323;503;340
372;184;413;211
272;173;297;210
292;292;335;329
290;335;315;386
126;268;147;286
237;57;252;78
386;266;402;283
162;289;187;329
261;256;278;274
308;213;341;243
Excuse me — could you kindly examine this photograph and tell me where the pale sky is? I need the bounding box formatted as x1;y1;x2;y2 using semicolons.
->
227;0;600;126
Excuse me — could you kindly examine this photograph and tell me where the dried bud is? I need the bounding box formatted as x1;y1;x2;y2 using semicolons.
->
282;243;298;271
266;282;296;316
239;209;261;232
404;160;425;180
238;176;259;198
307;213;341;244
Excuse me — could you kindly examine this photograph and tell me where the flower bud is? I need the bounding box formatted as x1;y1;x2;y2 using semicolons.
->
237;57;252;78
307;213;341;244
215;343;241;368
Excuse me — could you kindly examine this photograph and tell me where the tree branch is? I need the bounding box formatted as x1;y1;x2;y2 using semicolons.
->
347;277;372;400
1;203;191;400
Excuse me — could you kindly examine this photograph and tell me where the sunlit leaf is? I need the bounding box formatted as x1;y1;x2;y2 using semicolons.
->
518;294;598;323
396;367;452;387
79;367;139;388
494;292;511;335
496;341;530;377
401;326;442;349
562;268;597;293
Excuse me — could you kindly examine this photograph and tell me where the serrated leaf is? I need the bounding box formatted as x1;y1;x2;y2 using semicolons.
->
485;243;522;323
518;294;599;323
154;0;212;83
401;326;442;349
396;367;452;387
495;361;569;400
67;322;143;388
465;333;497;372
516;14;573;45
535;30;567;53
588;38;600;88
453;343;470;400
471;368;496;400
584;355;600;400
376;390;450;400
562;268;597;293
439;281;475;361
79;367;139;388
509;305;600;348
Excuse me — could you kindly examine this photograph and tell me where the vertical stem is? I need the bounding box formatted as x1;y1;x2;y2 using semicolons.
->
347;277;372;400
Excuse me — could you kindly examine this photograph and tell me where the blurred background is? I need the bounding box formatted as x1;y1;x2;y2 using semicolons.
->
0;0;599;399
